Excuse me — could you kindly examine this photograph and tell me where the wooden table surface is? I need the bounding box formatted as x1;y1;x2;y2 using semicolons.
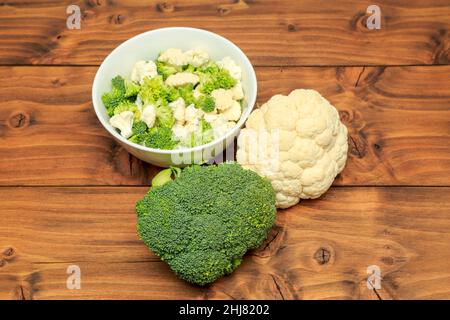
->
0;0;449;300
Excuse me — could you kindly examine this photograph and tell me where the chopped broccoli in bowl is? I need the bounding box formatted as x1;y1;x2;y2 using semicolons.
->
101;48;245;150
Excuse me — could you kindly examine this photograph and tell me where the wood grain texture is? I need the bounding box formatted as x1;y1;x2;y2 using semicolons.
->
1;66;449;186
0;186;449;300
0;0;449;66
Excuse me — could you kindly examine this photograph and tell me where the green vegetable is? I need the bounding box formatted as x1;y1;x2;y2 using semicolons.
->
112;75;140;98
187;119;214;147
101;76;140;116
151;167;181;188
136;163;277;285
114;100;141;121
155;104;175;128
177;84;196;106
195;95;215;113
132;121;148;136
183;64;196;73
102;88;124;116
140;76;180;105
141;126;178;150
197;61;236;94
156;61;180;80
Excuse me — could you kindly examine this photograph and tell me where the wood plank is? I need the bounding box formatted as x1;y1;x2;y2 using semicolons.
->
0;0;449;66
0;186;449;299
1;66;449;186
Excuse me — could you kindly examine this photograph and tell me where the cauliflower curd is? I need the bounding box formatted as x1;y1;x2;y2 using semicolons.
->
237;89;348;209
101;48;244;150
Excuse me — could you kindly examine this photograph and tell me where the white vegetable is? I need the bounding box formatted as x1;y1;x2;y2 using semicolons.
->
210;114;236;138
158;48;188;66
236;89;348;209
211;88;234;111
172;124;190;142
185;104;204;124
141;105;156;129
131;60;157;84
222;100;242;121
204;112;218;123
165;72;200;87
184;48;209;67
109;111;134;139
231;82;244;100
217;56;242;80
169;97;186;124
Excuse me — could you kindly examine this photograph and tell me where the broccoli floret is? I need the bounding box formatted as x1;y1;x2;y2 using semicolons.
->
136;163;276;285
178;84;196;106
111;75;140;98
140;76;179;105
183;64;196;73
156;61;180;80
155;103;175;128
141;126;178;150
132;121;148;136
197;62;236;94
102;88;124;116
114;100;141;121
195;95;215;113
102;76;141;116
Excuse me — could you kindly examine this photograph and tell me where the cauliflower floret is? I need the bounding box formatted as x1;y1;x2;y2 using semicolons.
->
231;82;244;100
222;100;242;121
217;56;242;80
211;88;234;111
169;97;186;124
184;48;209;67
141;104;156;129
185;104;204;124
204;111;218;123
109;111;134;138
172;123;190;142
131;60;158;84
165;72;200;87
209;114;236;138
158;48;188;66
236;89;348;209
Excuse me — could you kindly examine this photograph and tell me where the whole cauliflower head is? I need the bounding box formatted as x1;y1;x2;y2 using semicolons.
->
236;89;348;209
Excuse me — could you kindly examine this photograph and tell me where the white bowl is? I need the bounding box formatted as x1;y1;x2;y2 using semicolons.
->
92;27;257;167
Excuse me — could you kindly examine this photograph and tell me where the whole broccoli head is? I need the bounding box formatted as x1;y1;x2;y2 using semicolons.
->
136;163;276;286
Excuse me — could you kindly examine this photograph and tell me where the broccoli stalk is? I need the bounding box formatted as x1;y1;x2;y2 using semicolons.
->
151;167;181;188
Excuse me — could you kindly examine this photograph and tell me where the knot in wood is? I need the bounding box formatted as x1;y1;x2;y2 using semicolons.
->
157;2;174;13
314;247;331;265
8;112;29;129
3;247;15;257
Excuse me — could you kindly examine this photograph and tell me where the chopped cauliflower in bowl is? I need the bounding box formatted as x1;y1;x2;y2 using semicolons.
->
92;28;257;167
